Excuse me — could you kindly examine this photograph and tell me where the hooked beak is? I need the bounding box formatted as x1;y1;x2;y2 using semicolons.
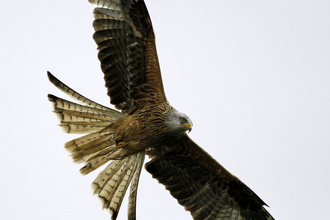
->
182;123;193;133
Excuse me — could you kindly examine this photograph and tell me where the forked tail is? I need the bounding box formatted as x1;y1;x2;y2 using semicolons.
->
47;72;145;220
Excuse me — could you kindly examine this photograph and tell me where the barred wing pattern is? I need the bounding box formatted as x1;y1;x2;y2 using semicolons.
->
146;134;274;220
90;0;166;115
48;72;145;220
48;0;275;219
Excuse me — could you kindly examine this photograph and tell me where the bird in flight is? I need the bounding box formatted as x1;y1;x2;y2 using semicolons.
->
48;0;274;219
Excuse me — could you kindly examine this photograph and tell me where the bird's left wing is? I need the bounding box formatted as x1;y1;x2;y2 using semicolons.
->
145;134;274;220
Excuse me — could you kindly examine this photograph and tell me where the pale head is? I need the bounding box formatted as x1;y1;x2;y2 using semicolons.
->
165;108;193;135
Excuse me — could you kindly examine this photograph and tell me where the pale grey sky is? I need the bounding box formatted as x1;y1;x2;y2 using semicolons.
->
1;0;330;219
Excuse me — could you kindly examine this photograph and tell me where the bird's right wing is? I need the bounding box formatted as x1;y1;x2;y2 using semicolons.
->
89;0;167;115
145;134;274;220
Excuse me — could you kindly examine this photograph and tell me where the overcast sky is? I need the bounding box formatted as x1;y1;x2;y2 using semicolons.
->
1;0;330;219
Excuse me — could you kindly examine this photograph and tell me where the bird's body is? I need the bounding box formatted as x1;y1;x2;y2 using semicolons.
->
106;102;189;151
47;0;274;219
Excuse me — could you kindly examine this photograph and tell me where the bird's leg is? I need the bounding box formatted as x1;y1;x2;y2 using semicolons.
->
115;135;128;148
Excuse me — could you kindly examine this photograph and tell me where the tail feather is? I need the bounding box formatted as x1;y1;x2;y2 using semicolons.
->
48;71;146;220
109;155;138;216
48;94;120;134
128;152;145;220
48;94;118;121
80;146;129;175
92;159;128;195
99;155;136;207
90;152;144;220
47;71;121;116
65;132;114;154
63;131;114;163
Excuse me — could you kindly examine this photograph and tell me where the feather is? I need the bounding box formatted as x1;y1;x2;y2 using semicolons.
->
48;94;118;134
48;71;122;115
48;70;146;220
146;134;274;220
89;0;167;115
127;151;145;220
48;0;275;219
89;152;144;220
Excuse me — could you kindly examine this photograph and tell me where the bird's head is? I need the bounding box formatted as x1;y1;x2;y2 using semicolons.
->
166;108;193;135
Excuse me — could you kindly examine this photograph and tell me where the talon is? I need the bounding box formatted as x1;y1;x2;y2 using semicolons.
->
115;135;126;148
115;135;122;143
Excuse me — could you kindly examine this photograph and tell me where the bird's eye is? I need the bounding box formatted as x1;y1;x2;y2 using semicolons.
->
180;118;186;123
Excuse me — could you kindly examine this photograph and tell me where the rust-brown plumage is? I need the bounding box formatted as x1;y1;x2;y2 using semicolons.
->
48;0;274;220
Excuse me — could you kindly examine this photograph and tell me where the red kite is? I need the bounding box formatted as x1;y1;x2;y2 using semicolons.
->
48;0;274;219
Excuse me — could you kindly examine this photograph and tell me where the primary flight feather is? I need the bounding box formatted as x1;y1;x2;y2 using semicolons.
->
48;0;274;219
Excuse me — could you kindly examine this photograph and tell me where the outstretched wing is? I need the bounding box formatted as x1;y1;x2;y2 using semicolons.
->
89;0;166;115
146;135;274;220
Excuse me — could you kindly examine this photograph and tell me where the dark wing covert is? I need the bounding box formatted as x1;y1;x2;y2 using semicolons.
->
90;0;166;115
146;135;274;220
